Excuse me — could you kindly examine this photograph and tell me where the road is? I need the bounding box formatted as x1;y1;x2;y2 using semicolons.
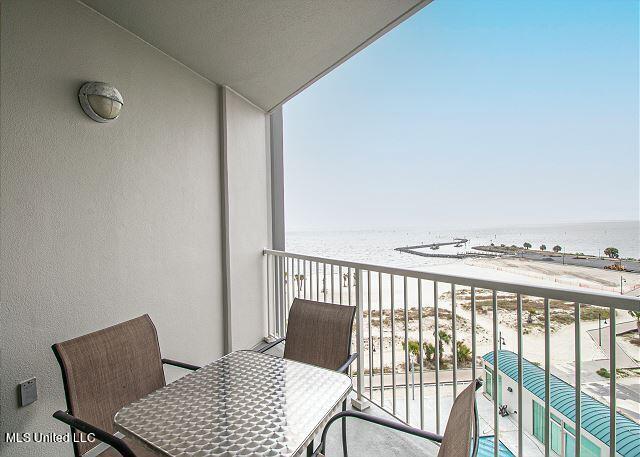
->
586;320;639;369
473;247;640;274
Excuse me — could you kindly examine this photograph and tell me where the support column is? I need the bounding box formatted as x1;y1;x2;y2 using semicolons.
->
269;107;285;251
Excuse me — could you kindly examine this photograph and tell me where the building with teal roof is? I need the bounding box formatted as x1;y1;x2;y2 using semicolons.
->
477;436;516;457
483;350;639;457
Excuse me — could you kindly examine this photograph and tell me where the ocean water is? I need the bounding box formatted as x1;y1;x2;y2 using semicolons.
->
286;220;639;271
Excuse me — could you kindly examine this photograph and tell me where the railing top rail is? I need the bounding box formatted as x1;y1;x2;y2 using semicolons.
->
263;249;639;311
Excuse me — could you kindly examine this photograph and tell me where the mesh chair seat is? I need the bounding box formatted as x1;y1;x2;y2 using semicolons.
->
283;298;356;370
53;315;167;456
313;379;482;457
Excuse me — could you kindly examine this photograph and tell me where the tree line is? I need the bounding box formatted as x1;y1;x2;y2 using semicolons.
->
522;243;620;258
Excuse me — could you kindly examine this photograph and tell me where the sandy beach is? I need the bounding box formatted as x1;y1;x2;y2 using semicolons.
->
426;256;640;295
354;256;639;401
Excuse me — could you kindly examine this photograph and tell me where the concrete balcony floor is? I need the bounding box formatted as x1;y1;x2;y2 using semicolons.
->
362;385;542;456
262;344;439;455
322;392;439;457
321;386;540;456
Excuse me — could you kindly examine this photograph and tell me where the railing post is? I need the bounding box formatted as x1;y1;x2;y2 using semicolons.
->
575;303;581;457
544;298;551;457
609;305;616;457
492;290;499;457
280;256;287;335
434;281;441;434
517;294;523;457
266;253;273;339
418;279;424;430
273;256;283;337
352;268;370;411
367;270;373;401
404;276;410;423
378;272;384;411
451;283;457;399
471;286;476;381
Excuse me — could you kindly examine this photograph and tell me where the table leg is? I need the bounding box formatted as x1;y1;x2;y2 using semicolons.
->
342;399;348;457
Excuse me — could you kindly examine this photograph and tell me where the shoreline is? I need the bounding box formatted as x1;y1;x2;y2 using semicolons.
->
395;239;640;273
462;256;640;295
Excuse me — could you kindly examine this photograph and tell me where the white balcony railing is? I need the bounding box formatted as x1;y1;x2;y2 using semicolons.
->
263;249;639;457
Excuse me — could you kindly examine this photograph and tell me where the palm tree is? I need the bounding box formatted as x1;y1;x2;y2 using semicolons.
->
423;342;436;363
523;242;532;250
456;341;472;364
553;245;562;253
403;340;421;365
539;244;546;251
436;330;451;366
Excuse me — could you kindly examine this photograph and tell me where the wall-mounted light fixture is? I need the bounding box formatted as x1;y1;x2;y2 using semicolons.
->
78;82;123;123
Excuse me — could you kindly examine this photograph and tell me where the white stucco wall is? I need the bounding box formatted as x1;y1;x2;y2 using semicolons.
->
222;88;271;351
0;1;227;455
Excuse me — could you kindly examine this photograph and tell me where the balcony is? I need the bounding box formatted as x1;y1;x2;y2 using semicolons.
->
2;1;638;457
264;249;640;457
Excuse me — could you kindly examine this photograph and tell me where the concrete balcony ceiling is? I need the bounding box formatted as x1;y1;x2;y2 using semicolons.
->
79;0;431;112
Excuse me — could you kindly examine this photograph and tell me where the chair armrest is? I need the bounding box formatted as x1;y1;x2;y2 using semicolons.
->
313;410;443;456
336;353;358;374
161;358;201;371
52;411;137;457
255;337;286;353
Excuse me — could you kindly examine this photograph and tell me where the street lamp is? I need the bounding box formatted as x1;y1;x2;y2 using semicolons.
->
499;331;506;350
598;313;608;346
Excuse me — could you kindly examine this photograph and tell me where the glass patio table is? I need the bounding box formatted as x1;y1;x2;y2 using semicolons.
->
114;350;352;456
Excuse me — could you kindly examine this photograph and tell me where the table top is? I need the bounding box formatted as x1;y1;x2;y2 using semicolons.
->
114;350;352;456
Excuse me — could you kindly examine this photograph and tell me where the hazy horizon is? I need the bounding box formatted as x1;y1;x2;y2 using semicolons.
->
284;0;639;233
286;218;639;234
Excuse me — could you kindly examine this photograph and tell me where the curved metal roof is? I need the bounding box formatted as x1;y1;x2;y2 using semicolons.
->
483;350;639;457
477;436;515;457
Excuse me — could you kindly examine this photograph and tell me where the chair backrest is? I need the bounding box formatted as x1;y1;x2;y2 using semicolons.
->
52;314;165;456
283;298;356;371
438;380;481;457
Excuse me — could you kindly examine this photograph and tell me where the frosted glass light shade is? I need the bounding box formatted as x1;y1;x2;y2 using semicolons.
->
86;94;122;120
78;82;123;123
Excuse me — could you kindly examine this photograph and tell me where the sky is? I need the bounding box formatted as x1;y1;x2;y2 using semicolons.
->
283;0;639;232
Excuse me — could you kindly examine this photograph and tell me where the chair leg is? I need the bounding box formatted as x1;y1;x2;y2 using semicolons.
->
341;400;348;457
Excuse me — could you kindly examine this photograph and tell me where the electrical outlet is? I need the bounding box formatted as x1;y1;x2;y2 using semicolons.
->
20;378;37;406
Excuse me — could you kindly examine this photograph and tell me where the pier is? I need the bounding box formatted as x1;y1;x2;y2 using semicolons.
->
395;238;496;259
396;238;469;251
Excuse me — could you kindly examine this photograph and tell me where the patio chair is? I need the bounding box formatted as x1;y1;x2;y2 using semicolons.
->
257;298;357;456
52;314;201;457
313;379;483;457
